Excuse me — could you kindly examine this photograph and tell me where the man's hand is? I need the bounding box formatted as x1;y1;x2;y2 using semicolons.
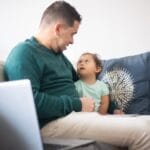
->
80;97;95;112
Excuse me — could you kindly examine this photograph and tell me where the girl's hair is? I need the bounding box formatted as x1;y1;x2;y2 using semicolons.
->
81;52;103;77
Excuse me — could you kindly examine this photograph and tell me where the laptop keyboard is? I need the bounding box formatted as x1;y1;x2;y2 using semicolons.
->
43;143;69;150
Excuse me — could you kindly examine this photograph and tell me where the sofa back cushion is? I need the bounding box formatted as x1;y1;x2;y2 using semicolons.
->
0;61;5;81
98;52;150;114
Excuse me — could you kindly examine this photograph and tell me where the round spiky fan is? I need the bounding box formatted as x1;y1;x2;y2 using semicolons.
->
102;68;134;111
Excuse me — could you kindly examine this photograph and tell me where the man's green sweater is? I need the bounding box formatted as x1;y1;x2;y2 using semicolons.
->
4;37;82;128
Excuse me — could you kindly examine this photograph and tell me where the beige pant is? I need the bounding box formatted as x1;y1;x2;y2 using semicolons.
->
41;112;150;150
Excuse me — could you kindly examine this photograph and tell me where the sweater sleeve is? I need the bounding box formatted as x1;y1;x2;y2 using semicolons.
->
4;44;82;122
62;53;79;82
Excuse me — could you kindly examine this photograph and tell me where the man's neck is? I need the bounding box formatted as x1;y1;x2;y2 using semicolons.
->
35;26;57;50
34;34;51;49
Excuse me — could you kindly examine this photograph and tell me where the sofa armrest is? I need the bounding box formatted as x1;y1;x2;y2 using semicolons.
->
0;61;5;81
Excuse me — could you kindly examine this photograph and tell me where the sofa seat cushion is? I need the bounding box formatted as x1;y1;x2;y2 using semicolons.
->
98;52;150;114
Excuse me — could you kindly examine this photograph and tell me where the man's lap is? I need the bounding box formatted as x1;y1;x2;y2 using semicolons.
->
41;112;150;149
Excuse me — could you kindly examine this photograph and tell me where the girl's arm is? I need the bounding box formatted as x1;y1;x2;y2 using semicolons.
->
99;95;109;115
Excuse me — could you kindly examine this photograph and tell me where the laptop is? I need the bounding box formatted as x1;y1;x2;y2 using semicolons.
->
0;79;96;150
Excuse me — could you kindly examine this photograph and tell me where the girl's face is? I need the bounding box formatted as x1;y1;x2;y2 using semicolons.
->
77;54;101;78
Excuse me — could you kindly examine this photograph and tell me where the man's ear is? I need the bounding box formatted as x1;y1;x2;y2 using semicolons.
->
55;23;61;36
55;23;64;36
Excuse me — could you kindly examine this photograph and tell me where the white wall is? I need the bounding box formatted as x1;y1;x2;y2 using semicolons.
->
0;0;150;64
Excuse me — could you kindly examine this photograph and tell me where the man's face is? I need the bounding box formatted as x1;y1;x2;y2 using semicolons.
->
55;21;80;52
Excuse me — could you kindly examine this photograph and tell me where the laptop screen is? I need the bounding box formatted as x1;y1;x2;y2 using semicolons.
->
0;79;43;150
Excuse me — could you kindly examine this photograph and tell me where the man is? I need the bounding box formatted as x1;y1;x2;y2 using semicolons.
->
4;1;150;150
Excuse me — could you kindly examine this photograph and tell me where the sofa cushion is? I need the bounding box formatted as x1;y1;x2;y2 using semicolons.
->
98;52;150;114
0;61;5;81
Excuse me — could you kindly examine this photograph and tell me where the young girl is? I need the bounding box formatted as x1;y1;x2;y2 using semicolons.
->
75;52;124;114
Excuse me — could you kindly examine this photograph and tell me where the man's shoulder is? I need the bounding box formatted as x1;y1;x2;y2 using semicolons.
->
5;38;38;65
14;38;35;50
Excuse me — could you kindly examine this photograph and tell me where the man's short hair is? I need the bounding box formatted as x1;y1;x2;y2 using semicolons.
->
40;1;82;27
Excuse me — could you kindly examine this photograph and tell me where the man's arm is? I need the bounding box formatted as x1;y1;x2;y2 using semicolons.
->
4;44;82;122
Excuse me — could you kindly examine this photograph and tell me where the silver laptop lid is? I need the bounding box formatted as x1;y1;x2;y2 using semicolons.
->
0;79;43;150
